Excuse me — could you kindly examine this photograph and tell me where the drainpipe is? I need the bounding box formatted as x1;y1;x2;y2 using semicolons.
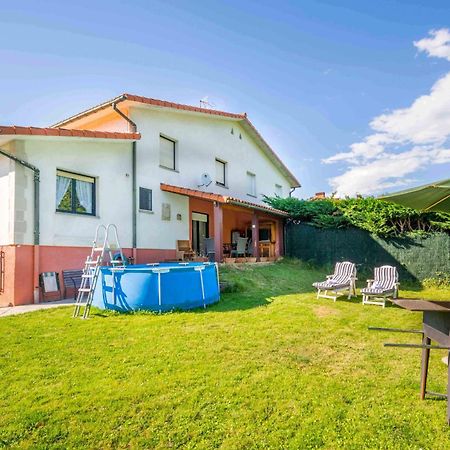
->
0;148;40;303
112;103;138;262
289;185;301;197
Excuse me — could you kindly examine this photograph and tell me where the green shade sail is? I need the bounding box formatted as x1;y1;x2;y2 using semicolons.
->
379;178;450;213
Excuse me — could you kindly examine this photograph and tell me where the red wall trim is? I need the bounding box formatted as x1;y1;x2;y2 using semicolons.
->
0;245;177;307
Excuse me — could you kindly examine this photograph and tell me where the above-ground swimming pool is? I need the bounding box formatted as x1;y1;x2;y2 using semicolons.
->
92;262;220;312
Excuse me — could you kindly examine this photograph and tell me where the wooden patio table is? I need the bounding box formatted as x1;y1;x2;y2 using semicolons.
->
382;299;450;424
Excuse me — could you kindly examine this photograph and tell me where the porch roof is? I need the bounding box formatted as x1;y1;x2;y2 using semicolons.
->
160;183;289;217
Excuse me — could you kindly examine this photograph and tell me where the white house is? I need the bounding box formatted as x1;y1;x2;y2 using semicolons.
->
0;93;300;306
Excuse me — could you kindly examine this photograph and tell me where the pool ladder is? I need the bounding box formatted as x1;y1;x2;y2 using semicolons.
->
73;224;125;319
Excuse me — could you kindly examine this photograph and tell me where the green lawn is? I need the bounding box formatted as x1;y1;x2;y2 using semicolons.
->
1;261;450;449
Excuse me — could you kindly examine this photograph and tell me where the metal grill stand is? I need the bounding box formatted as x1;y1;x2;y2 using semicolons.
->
370;299;450;425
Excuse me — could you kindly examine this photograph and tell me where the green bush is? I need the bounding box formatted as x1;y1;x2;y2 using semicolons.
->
422;272;450;288
265;196;450;236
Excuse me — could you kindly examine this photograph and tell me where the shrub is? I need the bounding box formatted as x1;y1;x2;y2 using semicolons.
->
422;272;450;288
265;196;450;236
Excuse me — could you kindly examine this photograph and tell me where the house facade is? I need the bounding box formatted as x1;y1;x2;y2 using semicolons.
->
0;94;300;306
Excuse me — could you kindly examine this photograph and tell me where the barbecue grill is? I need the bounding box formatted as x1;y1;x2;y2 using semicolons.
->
370;298;450;424
376;179;450;424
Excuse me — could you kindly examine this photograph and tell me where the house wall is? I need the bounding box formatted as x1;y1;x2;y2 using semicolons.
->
58;105;293;250
10;138;134;247
130;107;291;201
128;107;291;248
0;142;16;246
0;245;34;307
73;109;130;133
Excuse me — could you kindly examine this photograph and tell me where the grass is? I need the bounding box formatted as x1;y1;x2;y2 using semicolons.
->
1;260;450;449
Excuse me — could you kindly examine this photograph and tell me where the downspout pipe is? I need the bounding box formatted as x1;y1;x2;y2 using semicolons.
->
289;185;301;197
112;103;138;258
0;148;40;245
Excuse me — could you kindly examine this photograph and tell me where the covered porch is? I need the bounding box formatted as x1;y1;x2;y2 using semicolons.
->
161;183;288;263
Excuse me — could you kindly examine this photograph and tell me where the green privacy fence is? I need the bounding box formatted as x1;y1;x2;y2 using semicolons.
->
285;223;450;282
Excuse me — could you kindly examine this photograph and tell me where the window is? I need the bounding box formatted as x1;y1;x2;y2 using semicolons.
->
56;170;95;215
247;171;256;197
259;227;271;242
160;135;176;170
139;187;153;211
275;184;283;197
215;159;227;186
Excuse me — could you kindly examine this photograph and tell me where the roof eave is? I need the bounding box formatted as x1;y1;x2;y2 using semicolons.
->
51;94;128;128
239;118;301;188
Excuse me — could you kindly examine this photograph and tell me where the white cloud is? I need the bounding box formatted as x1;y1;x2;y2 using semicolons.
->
324;29;450;197
328;147;450;196
414;28;450;62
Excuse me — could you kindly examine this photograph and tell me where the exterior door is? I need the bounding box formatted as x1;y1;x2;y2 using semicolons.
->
192;212;209;255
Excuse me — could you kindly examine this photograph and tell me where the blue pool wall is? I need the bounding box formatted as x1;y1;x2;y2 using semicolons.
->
92;262;220;312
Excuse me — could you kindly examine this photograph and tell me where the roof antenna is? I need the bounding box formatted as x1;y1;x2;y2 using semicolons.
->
199;96;216;109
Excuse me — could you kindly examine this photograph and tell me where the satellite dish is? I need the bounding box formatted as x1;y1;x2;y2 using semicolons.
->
198;172;212;188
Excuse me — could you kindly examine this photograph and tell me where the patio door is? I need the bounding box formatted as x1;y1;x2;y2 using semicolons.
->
192;212;209;255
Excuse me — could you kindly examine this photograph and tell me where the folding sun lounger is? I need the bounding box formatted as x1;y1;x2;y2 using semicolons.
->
361;265;399;308
313;261;357;302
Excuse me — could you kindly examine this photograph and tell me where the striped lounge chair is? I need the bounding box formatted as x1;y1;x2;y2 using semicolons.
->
361;265;399;308
313;261;357;302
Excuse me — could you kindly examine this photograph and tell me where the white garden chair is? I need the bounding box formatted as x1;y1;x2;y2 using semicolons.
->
313;261;357;301
361;265;399;308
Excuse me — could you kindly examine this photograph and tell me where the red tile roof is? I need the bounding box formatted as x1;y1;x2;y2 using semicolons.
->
0;125;140;140
124;94;246;120
160;183;289;217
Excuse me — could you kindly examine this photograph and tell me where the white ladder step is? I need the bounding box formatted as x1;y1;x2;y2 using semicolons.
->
78;288;92;293
82;274;94;278
85;260;100;265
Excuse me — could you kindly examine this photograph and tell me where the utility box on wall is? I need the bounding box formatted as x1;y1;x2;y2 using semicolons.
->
161;203;171;221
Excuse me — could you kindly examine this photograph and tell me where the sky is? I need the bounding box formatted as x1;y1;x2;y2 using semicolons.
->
1;0;449;198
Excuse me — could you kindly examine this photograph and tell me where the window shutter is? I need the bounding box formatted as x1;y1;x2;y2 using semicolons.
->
215;159;226;185
139;187;152;211
160;136;176;169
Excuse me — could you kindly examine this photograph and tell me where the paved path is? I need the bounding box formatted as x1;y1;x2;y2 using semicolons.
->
0;299;75;318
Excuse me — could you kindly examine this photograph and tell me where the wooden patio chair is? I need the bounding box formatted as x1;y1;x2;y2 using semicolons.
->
313;261;357;301
362;265;399;308
231;237;248;257
176;240;194;261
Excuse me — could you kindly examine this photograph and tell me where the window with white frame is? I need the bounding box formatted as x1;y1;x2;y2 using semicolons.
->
139;187;153;212
159;135;176;170
275;184;283;197
215;159;227;186
247;171;256;197
56;170;95;215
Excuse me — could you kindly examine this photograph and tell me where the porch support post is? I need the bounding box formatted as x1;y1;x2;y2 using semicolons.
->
275;218;284;258
213;202;223;263
252;212;260;261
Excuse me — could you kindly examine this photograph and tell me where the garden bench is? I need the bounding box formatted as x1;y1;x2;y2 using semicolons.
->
62;269;83;299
